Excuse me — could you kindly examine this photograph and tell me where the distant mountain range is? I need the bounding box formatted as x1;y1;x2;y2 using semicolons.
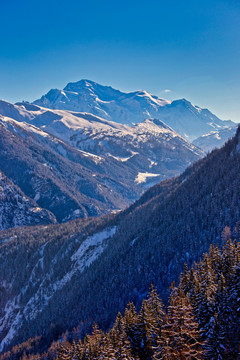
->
0;123;239;353
0;111;137;223
0;79;237;230
0;99;203;227
33;79;236;142
192;125;238;152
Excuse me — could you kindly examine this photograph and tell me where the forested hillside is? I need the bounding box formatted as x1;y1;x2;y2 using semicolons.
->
0;127;240;354
55;235;240;360
3;235;240;359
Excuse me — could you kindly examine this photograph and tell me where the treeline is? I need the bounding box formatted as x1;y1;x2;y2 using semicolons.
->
57;286;205;360
56;234;240;360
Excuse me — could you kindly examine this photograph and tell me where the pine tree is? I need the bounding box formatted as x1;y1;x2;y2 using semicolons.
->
56;341;77;360
83;323;105;359
98;334;117;359
159;290;205;360
110;312;135;360
123;302;141;357
138;285;166;360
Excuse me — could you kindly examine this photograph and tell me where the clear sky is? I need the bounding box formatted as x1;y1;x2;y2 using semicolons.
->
0;0;239;122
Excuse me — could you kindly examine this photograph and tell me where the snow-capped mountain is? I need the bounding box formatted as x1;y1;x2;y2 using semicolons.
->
0;100;203;194
0;113;141;222
192;125;238;152
33;79;235;141
0;170;56;229
1;125;240;352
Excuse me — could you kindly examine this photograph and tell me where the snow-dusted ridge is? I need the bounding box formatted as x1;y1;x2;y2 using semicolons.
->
33;79;236;141
0;100;204;194
192;125;238;152
71;226;117;271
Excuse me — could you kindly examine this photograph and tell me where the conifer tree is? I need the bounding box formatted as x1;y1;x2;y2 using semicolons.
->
83;323;105;359
98;334;116;359
123;302;141;357
159;290;205;360
138;285;166;360
110;312;135;359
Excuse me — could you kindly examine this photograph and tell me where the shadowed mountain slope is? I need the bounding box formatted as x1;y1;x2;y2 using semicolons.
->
0;170;56;229
0;100;204;224
0;126;240;351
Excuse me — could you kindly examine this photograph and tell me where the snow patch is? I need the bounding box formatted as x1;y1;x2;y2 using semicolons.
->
34;193;40;201
1;235;17;244
77;149;103;163
30;207;42;213
149;159;157;168
135;172;160;184
110;155;133;162
71;226;117;271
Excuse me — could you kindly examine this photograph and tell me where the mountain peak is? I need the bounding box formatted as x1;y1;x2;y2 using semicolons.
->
170;98;192;107
64;79;96;90
63;79;117;94
33;80;236;139
140;118;172;130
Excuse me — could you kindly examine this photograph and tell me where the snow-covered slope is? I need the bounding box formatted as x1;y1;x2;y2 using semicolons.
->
33;79;235;141
0;170;56;229
192;125;238;152
0;113;142;221
0;100;203;190
33;80;169;125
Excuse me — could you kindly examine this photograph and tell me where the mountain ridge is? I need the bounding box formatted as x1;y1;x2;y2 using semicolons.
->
0;114;141;222
33;79;236;141
0;100;203;221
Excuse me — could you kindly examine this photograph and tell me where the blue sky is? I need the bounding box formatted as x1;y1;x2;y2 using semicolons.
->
0;0;239;122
